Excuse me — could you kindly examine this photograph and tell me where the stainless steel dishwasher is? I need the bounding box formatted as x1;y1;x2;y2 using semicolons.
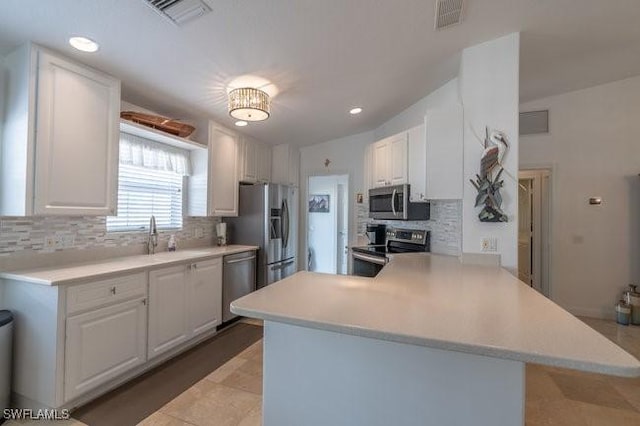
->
223;251;257;322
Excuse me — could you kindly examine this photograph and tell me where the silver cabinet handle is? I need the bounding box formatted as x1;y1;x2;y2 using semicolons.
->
225;255;256;265
110;286;116;295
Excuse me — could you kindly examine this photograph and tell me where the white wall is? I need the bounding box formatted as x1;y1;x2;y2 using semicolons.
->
520;75;640;318
374;79;460;140
459;33;520;273
299;130;374;267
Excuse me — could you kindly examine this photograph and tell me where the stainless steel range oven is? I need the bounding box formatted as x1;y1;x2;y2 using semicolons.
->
351;228;430;277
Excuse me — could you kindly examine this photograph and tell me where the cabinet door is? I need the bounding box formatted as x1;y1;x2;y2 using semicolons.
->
34;50;120;216
209;124;239;216
65;298;147;402
188;258;223;336
240;137;258;183
148;265;189;360
425;105;463;199
372;141;390;187
389;134;408;185
271;144;298;186
407;125;427;202
288;145;300;187
257;143;272;183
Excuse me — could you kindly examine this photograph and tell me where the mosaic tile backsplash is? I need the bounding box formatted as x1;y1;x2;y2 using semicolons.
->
356;200;462;256
0;216;219;256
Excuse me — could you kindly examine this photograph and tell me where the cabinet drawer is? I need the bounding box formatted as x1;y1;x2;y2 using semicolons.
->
66;273;147;315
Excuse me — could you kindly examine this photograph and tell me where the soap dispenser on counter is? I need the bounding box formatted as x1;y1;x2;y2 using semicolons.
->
168;234;177;252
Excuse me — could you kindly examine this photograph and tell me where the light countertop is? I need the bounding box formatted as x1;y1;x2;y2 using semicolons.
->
232;253;640;377
0;245;258;286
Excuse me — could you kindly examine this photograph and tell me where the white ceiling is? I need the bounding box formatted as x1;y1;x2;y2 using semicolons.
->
1;0;639;146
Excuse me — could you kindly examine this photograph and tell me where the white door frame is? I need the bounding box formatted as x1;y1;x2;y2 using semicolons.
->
301;170;352;273
519;167;552;297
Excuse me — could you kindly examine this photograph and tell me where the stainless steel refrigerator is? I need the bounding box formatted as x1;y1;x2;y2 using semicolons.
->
224;183;298;289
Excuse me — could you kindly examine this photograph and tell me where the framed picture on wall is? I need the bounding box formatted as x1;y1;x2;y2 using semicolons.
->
309;194;330;213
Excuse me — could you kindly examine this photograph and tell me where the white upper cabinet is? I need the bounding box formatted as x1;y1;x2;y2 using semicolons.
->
240;136;271;184
271;144;299;187
370;134;408;188
240;136;258;183
257;142;272;183
366;104;463;201
389;134;408;185
425;104;463;200
0;43;120;216
209;123;240;216
407;124;427;202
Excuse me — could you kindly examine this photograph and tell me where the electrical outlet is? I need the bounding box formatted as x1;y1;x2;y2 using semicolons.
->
44;235;56;249
481;237;498;252
195;227;204;238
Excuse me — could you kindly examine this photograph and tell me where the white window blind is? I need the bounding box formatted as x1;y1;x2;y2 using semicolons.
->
107;133;190;232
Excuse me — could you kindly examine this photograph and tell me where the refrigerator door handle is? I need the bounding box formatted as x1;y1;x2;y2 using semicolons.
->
270;260;295;271
283;198;290;250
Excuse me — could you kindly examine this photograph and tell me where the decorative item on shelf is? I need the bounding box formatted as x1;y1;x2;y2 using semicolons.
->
470;127;509;222
167;234;177;252
309;194;330;213
616;299;632;326
623;284;640;325
228;87;270;121
120;111;195;137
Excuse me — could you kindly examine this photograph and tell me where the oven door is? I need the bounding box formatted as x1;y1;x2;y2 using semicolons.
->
351;251;388;277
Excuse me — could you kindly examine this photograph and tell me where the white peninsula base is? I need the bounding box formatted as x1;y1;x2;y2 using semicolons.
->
262;321;525;426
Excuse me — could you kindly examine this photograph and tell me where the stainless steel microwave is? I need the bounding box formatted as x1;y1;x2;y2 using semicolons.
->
368;184;430;220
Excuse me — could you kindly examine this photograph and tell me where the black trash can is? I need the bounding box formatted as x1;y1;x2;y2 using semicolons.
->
0;310;13;414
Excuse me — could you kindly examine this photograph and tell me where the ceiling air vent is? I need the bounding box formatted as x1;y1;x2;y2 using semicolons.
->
143;0;211;26
434;0;464;30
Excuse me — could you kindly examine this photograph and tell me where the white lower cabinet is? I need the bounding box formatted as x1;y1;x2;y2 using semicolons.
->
64;297;147;401
148;265;190;360
188;258;223;336
148;259;223;359
3;254;233;409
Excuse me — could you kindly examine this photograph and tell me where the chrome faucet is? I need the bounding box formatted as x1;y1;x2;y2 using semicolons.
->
147;215;158;255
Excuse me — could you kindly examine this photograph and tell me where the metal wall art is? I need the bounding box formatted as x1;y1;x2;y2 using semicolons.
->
470;127;509;222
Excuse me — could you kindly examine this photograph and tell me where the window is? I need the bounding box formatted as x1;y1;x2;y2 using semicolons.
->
107;132;190;232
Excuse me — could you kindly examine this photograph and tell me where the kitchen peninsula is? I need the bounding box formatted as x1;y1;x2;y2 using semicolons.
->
232;254;640;426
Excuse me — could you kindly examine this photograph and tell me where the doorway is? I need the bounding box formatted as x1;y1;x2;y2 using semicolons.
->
518;169;551;296
307;174;349;274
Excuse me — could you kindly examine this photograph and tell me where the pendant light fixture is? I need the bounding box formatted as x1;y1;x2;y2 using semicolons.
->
228;87;270;121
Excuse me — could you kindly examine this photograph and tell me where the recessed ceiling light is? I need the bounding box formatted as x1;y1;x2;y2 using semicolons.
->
69;36;99;53
349;107;363;115
235;120;248;127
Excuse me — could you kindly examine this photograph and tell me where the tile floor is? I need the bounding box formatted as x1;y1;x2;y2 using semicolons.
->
5;317;640;426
